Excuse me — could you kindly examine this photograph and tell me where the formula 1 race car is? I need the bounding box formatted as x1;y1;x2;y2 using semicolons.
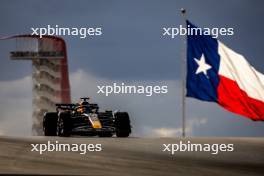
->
43;98;131;137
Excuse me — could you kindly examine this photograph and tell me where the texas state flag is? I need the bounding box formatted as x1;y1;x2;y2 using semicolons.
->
186;21;264;121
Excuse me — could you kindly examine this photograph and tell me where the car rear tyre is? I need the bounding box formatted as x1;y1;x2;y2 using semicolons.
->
57;112;72;137
43;112;58;136
115;112;131;137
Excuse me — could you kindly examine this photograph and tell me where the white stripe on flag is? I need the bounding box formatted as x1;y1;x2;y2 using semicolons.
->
218;41;264;102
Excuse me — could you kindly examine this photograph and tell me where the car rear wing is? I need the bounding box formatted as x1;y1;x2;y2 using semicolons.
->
55;103;76;111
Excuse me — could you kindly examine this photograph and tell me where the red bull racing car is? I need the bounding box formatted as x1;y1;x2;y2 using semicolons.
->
43;98;131;137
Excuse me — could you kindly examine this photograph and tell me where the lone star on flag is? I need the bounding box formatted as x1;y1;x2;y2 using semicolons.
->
187;20;264;121
194;54;212;77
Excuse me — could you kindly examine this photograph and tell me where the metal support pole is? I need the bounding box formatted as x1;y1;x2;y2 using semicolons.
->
180;8;187;138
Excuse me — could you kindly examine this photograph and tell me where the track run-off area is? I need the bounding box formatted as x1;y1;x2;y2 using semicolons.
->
0;136;263;176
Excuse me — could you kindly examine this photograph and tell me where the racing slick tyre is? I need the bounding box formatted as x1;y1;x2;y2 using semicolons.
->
57;112;72;137
114;112;131;137
98;132;113;137
43;112;58;136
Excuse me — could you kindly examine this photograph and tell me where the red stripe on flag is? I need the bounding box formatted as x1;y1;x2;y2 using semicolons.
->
217;75;264;121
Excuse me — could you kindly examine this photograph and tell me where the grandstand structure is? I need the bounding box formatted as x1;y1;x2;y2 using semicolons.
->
7;35;71;135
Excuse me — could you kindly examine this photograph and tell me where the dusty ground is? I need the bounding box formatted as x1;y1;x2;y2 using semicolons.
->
0;136;263;176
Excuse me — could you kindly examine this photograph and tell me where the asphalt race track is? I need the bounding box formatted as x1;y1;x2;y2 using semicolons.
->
0;137;263;176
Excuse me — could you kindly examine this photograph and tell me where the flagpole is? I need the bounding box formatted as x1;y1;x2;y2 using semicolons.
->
180;8;187;138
